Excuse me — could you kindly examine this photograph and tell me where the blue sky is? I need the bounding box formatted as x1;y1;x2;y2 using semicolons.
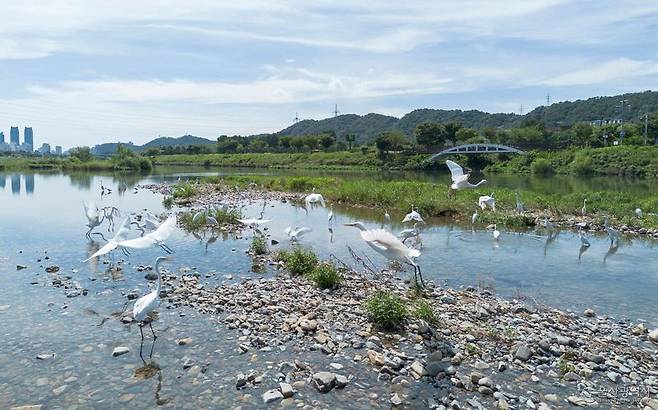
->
1;0;658;148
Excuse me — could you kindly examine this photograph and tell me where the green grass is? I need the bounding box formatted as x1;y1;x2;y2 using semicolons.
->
172;182;196;199
195;174;658;230
0;155;151;171
413;299;438;325
364;291;407;331
557;357;577;375
275;248;318;276
210;207;242;224
250;235;268;255
308;262;341;289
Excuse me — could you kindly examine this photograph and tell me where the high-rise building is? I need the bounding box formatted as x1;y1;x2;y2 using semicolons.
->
38;143;51;155
10;127;19;145
55;146;63;155
0;131;4;143
24;127;33;149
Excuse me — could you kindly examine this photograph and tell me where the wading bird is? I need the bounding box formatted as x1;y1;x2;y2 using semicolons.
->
118;214;176;254
636;208;643;218
83;217;134;262
402;206;424;224
344;222;424;286
492;224;500;241
133;256;171;360
478;194;496;212
384;210;391;224
102;206;120;232
445;160;487;194
83;201;105;239
604;217;619;246
581;199;587;216
285;226;312;242
515;193;524;214
305;193;326;208
471;210;479;225
399;222;421;244
192;206;218;227
327;204;335;227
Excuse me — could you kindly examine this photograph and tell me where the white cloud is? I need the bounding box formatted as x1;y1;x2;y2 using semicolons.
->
535;58;658;86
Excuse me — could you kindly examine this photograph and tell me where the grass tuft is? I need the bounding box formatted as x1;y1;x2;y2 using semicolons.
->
308;262;341;289
250;235;268;255
364;291;407;331
276;248;318;276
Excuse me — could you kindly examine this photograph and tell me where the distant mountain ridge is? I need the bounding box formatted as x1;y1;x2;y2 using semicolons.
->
91;90;658;152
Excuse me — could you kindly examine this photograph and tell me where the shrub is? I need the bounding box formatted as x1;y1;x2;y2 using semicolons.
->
211;207;241;224
531;158;554;175
162;196;174;209
278;247;318;276
250;235;268;255
571;155;593;175
364;291;407;331
308;262;341;289
179;211;206;231
413;299;438;324
172;182;196;199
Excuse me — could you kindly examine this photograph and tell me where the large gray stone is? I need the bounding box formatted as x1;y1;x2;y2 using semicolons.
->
262;389;283;404
312;371;336;393
514;345;532;361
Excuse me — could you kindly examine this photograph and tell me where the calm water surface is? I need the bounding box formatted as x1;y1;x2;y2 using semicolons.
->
1;169;657;408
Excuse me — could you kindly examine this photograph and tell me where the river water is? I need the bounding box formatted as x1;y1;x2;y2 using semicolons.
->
1;168;657;408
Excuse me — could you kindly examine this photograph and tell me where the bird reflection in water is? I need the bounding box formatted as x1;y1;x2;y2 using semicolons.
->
134;360;171;406
603;243;619;263
578;244;590;262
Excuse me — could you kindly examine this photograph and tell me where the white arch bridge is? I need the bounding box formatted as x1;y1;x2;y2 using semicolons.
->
429;143;525;161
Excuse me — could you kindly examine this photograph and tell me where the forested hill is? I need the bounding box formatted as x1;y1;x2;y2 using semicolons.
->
277;90;658;142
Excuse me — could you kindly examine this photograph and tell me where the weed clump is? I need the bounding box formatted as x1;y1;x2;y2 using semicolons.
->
172;182;196;199
308;262;341;289
364;291;407;331
413;299;438;325
250;236;268;255
276;248;318;276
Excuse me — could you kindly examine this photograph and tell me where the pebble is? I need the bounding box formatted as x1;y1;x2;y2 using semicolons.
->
279;382;294;398
176;337;193;345
36;353;54;360
391;393;403;406
312;371;336;393
649;328;658;344
262;389;283;404
583;308;596;317
112;346;130;357
514;344;532;361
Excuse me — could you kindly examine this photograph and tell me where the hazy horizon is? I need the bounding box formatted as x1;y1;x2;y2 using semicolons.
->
2;1;658;148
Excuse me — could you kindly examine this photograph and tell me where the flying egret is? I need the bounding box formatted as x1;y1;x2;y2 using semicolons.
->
344;222;424;286
84;217;134;262
445;160;487;194
285;226;312;242
478;194;496;211
133;256;171;359
402;206;424;224
83;201;105;238
515;193;524;214
603;217;619;246
581;199;587;216
118;214;176;254
579;229;591;247
636;208;643;218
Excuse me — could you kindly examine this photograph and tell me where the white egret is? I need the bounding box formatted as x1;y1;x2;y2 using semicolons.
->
492;224;500;241
305;193;326;208
237;218;271;228
102;206;120;232
285;226;312;242
636;208;643;218
581;199;587;216
83;201;105;238
384;210;391;224
344;222;424;286
478;194;496;211
83;217;133;261
515;193;524;214
192;206;218;227
542;217;555;231
399;222;421;244
579;229;591;247
118;214;176;254
445;160;487;193
402;206;424;224
133;256;171;359
603;217;619;246
471;211;479;225
328;204;335;226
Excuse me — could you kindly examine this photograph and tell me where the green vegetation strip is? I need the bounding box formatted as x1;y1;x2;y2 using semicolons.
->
196;174;658;229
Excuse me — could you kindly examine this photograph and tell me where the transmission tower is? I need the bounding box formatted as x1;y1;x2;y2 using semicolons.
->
293;112;300;123
519;104;524;115
332;104;340;117
546;93;551;106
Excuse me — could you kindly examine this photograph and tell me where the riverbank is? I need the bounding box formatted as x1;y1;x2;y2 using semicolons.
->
167;176;658;235
147;182;658;408
0;156;152;172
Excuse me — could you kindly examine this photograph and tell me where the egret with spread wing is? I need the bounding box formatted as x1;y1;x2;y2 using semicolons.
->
285;226;312;242
84;217;134;262
478;194;496;211
402;206;424;224
345;222;424;286
445;160;487;193
118;214;176;254
83;201;105;239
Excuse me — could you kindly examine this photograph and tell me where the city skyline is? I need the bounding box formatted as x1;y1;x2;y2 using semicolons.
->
1;1;658;147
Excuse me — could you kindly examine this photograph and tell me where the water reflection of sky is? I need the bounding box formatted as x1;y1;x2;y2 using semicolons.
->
1;169;657;329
